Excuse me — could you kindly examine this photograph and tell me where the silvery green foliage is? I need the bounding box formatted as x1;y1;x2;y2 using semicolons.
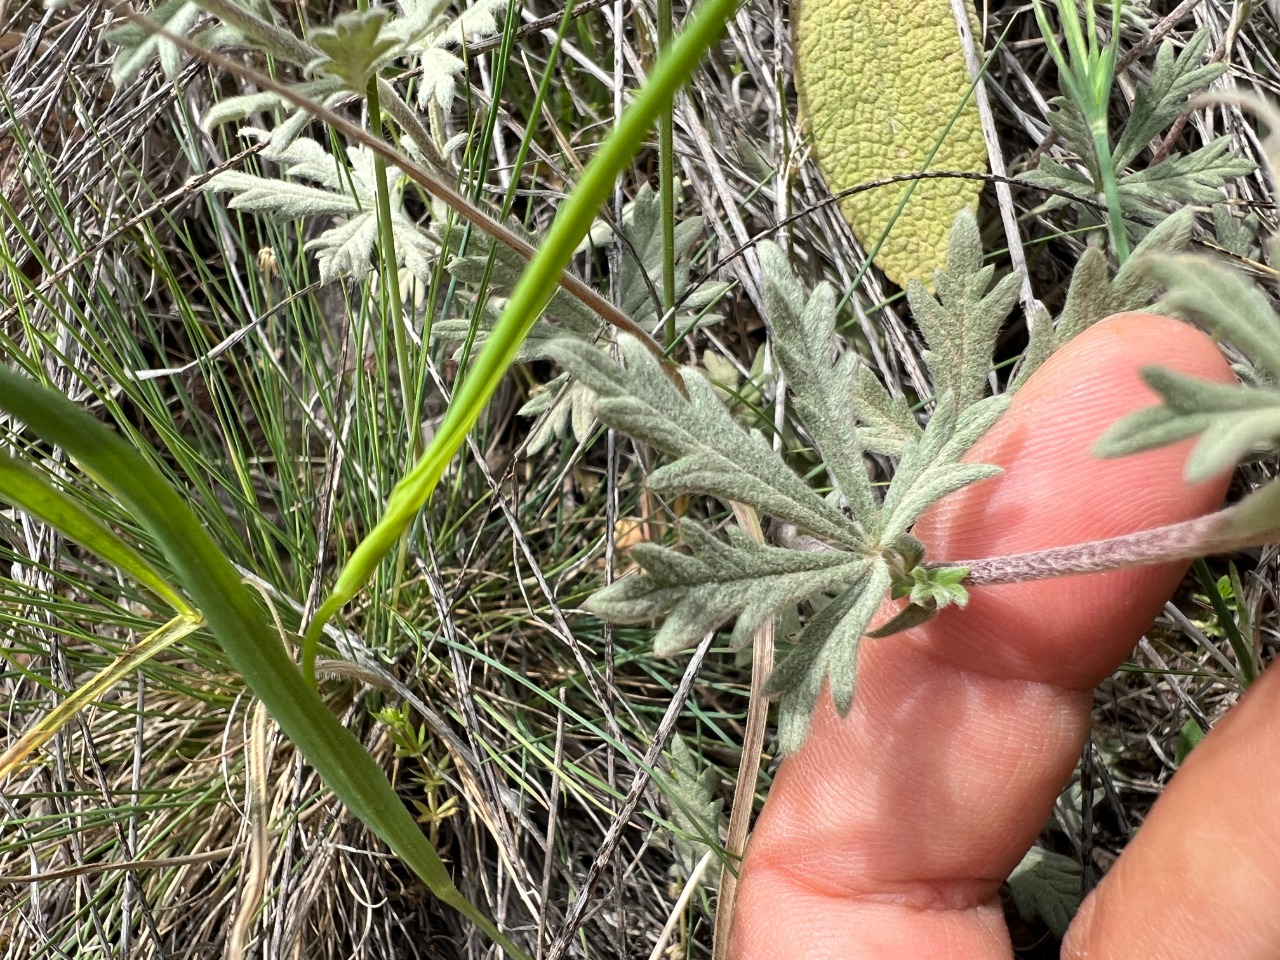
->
548;337;865;549
1097;255;1280;485
1013;208;1198;388
436;185;730;453
1007;845;1083;938
907;210;1021;410
115;0;498;154
767;565;891;752
660;735;725;886
553;213;1018;750
1213;203;1261;261
206;131;436;284
108;0;318;85
878;392;1008;540
1023;31;1254;230
593;522;872;657
391;0;508;110
106;0;204;83
758;243;880;523
307;8;401;92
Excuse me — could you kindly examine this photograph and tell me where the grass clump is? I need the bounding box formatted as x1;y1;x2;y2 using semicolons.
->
0;1;1276;958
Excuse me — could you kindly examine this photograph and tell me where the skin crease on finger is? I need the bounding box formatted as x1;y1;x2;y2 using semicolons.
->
728;313;1247;960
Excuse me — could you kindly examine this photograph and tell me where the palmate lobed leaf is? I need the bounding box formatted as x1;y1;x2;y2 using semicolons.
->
1097;365;1280;482
588;523;871;656
1097;255;1280;482
1111;32;1224;169
556;211;1018;751
879;392;1009;540
1014;208;1198;389
306;7;401;92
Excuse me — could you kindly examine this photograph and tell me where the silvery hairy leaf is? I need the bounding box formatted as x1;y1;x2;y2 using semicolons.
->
1096;365;1280;481
1096;255;1280;486
206;133;437;284
306;8;401;92
1021;29;1252;229
758;241;877;522
585;523;871;656
1146;255;1280;383
547;336;869;548
908;210;1021;410
1112;33;1224;169
659;735;725;885
1118;139;1256;227
771;561;892;753
879;393;1009;540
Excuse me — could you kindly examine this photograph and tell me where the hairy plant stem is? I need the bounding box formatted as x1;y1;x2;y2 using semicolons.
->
777;505;1270;591
943;511;1232;585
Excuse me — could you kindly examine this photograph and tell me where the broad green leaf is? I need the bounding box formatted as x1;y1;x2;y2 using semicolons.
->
0;455;191;615
793;0;986;285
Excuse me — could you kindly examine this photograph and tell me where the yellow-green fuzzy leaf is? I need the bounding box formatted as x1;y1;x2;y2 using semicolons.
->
794;0;987;286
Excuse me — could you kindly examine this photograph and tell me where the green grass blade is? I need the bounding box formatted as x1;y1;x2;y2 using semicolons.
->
0;366;530;960
0;453;193;616
0;612;202;781
304;0;741;669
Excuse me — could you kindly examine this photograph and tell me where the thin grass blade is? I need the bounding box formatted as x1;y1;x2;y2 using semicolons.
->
0;613;202;780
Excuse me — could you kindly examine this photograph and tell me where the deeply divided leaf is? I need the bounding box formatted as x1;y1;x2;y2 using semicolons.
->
586;523;871;656
547;336;868;549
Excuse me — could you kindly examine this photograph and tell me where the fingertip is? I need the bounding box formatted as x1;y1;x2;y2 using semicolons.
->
1063;666;1280;960
910;312;1235;687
